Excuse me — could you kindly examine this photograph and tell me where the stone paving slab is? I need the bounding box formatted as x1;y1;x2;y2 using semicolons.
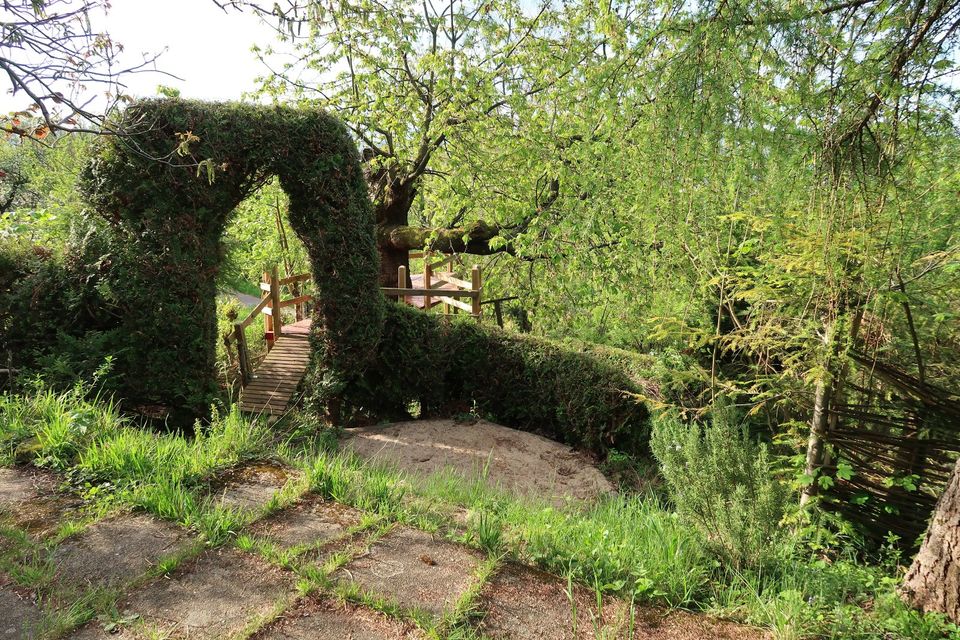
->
0;467;55;507
250;495;362;550
209;463;291;511
51;513;193;594
478;563;625;640
1;573;44;640
252;597;422;639
0;467;82;543
338;526;483;617
115;546;295;639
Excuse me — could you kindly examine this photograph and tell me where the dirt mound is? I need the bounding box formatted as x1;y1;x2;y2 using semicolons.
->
344;419;614;504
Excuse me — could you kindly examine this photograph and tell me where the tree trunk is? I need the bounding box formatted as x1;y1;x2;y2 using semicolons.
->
800;320;837;506
901;455;960;623
800;309;863;506
366;163;557;287
371;174;417;288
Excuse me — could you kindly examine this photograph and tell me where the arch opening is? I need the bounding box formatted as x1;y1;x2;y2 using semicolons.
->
81;99;383;419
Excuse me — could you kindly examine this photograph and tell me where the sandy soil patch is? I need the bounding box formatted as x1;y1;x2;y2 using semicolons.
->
344;419;614;504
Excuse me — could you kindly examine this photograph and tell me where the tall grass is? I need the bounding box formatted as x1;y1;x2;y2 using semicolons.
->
3;388;959;639
0;382;123;468
1;385;269;544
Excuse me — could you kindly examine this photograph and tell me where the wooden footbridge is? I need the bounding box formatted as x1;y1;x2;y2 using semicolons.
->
225;253;507;415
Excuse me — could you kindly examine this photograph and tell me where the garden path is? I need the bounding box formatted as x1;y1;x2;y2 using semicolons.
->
0;464;767;640
238;326;312;416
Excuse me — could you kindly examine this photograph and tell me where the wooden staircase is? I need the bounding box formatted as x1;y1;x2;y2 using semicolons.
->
237;326;311;415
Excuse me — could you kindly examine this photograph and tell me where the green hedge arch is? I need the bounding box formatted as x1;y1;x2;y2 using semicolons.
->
81;99;383;418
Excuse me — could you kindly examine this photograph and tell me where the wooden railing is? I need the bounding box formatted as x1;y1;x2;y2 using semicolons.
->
223;265;312;385
386;251;483;320
224;253;495;384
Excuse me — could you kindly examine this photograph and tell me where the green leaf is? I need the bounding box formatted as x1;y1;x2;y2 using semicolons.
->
836;460;854;481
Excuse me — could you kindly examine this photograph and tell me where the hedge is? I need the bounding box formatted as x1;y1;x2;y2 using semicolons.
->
340;303;654;455
77;99;381;417
2;98;653;450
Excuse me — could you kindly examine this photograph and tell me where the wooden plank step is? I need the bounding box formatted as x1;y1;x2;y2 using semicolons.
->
238;334;312;415
246;381;301;390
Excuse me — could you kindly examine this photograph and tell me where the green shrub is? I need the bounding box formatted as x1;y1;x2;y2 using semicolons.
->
0;225;125;391
339;302;653;455
650;401;790;569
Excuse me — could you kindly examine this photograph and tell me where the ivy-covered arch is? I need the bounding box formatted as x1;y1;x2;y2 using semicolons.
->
81;99;383;418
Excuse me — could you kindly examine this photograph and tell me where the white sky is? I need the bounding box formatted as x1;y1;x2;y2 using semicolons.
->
0;0;288;113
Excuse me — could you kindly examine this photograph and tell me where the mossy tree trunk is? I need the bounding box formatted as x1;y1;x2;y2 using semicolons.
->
369;166;558;288
371;179;509;288
900;456;960;623
373;178;416;289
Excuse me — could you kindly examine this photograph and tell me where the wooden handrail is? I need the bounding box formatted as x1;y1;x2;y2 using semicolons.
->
239;295;272;329
427;253;458;270
439;296;474;313
279;273;311;286
471;265;481;317
381;287;479;298
225;294;272;346
269;268;283;338
434;272;473;290
280;294;313;308
388;260;484;322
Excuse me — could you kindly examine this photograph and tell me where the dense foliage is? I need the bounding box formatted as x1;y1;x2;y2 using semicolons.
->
2;0;960;631
244;0;960;542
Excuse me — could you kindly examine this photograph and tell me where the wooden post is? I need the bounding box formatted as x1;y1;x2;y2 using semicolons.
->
270;265;283;338
263;270;274;349
234;322;250;385
471;265;482;321
398;265;407;305
294;287;304;322
494;300;504;328
423;257;433;310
